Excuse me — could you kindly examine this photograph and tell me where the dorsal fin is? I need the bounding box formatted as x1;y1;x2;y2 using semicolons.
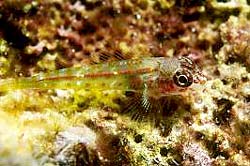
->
90;49;131;64
99;50;131;61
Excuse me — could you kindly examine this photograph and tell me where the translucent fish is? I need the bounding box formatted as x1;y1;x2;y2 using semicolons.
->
0;54;206;120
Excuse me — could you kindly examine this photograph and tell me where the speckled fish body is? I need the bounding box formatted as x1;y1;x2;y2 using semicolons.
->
0;57;205;96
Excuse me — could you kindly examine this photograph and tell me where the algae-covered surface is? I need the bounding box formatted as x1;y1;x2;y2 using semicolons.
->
0;0;250;165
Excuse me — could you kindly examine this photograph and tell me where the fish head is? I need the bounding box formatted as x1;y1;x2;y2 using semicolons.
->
157;56;207;95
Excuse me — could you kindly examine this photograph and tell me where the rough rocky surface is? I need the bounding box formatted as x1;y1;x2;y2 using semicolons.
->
0;0;250;165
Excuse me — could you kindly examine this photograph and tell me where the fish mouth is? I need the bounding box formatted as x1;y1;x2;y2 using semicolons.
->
193;67;208;84
194;71;207;84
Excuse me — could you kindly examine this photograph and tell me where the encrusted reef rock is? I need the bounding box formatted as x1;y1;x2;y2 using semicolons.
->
0;0;250;165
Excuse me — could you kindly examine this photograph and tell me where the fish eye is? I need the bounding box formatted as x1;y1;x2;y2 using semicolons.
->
173;70;193;87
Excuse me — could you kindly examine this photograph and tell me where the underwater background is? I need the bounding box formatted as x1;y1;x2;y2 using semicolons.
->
0;0;250;165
